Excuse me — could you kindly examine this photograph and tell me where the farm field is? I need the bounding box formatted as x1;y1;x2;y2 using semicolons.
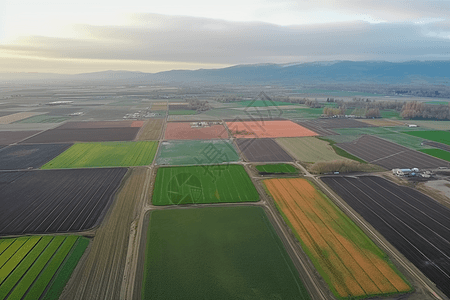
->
407;120;450;130
164;122;228;140
0;112;44;124
156;139;240;165
42;141;158;169
226;120;318;138
168;104;190;110
255;163;298;174
404;130;450;145
0;131;41;145
322;176;450;298
0;143;72;170
380;110;401;119
56;120;144;129
422;141;450;152
356;119;404;127
168;110;197;115
236;138;293;162
277;137;348;162
135;119;164;140
21;127;141;143
264;178;411;298
336;135;447;169
14;115;70;123
0;168;126;235
60;167;149;300
420;149;450;162
142;207;310;300
231;100;294;107
0;235;89;300
151;103;167;110
296;118;374;136
152;165;259;205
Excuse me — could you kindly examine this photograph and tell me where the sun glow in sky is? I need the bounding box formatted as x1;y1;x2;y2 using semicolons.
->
1;0;450;74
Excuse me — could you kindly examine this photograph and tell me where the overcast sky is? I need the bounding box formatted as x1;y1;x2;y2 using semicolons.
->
1;0;450;74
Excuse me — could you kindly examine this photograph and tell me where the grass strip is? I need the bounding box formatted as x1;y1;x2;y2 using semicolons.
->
0;240;15;257
0;238;28;269
6;236;65;300
317;137;367;163
0;237;41;284
41;237;89;300
23;236;78;300
0;237;53;300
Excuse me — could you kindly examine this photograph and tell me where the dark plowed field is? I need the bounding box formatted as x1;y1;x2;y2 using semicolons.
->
423;141;450;152
0;131;41;145
20;127;140;143
322;176;450;298
0;168;127;235
57;120;143;129
0;143;72;170
296;118;373;136
336;135;448;169
0;111;20;117
236;138;293;162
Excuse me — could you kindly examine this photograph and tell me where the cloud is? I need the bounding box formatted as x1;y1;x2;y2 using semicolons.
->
1;13;450;73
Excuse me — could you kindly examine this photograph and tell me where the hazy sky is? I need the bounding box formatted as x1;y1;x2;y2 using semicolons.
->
1;0;450;74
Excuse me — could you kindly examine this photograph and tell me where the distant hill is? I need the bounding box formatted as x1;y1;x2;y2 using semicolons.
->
1;61;450;86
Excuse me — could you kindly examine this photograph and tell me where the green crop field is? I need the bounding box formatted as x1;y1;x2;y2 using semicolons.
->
380;110;401;119
420;149;450;162
42;141;158;169
168;110;197;115
152;165;259;205
277;137;351;162
156;140;240;165
404;130;450;146
142;207;310;300
14;115;70;123
255;163;299;174
0;236;88;300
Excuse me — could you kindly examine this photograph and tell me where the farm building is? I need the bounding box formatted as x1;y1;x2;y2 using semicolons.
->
392;168;419;176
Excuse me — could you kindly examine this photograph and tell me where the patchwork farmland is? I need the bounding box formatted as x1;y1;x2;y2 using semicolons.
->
0;235;89;300
264;178;411;298
322;176;450;298
0;168;126;235
164;122;228;140
0;143;72;170
236;138;293;162
336;135;448;169
152;165;259;205
156;139;240;165
226;120;318;138
141;207;310;300
56;120;144;129
42;141;158;169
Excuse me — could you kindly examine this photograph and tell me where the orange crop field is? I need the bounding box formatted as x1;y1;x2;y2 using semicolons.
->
226;120;318;138
264;178;411;299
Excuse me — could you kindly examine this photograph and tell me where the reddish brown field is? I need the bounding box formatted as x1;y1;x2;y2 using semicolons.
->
226;120;318;138
164;122;229;140
57;120;144;129
0;131;41;145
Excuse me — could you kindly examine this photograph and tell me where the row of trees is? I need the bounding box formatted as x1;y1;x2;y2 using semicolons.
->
323;106;380;118
401;101;449;120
